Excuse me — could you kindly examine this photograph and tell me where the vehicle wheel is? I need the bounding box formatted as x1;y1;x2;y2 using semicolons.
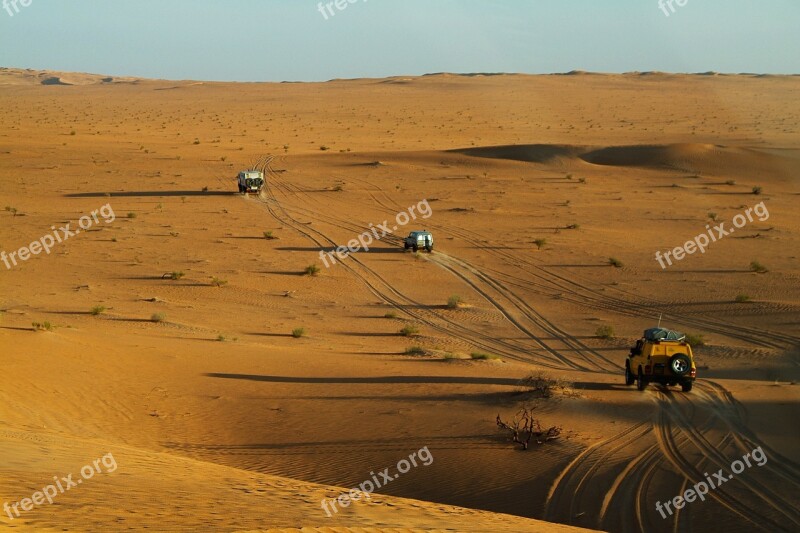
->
625;362;635;386
636;368;647;391
412;245;418;252
668;354;691;376
425;246;432;253
404;244;409;250
681;381;693;392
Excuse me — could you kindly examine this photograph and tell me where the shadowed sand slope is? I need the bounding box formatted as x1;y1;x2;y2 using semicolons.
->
453;143;800;176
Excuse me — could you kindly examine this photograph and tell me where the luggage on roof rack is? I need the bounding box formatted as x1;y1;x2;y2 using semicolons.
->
643;327;686;342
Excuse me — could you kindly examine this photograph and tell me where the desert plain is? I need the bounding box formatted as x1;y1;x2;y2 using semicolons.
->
0;68;799;532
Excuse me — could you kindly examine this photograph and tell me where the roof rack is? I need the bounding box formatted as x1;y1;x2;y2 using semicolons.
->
643;327;686;342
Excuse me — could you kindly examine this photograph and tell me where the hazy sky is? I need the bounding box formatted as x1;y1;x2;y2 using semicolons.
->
1;0;798;81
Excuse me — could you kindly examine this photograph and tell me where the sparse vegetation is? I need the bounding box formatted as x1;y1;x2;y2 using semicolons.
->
752;186;762;195
5;206;18;217
32;321;53;331
405;346;427;356
150;313;166;323
162;271;185;280
725;180;736;186
496;406;562;450
471;352;501;361
708;212;719;222
400;324;419;337
565;223;580;230
447;295;463;309
735;294;751;303
750;260;768;273
291;327;306;338
384;311;398;319
595;324;615;339
127;212;137;219
608;257;623;268
304;264;321;276
578;177;586;184
263;231;277;240
519;371;575;398
90;305;106;316
533;238;547;250
210;277;228;288
684;333;706;346
320;145;330;151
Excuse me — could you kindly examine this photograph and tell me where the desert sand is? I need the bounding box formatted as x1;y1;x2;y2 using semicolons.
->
1;67;799;532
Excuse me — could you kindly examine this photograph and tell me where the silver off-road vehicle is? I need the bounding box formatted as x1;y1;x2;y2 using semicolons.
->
404;231;433;252
237;170;264;194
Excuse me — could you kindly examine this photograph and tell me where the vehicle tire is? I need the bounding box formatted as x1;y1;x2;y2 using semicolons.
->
637;368;647;391
425;246;432;253
412;245;418;252
681;381;693;392
625;362;635;386
404;244;410;250
669;354;691;376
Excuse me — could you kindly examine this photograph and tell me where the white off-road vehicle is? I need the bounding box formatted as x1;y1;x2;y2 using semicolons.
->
237;170;264;194
404;231;433;252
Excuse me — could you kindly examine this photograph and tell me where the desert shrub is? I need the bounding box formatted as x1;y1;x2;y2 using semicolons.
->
608;257;623;268
519;371;575;398
263;231;277;240
735;294;751;303
384;311;398;319
150;313;166;323
90;305;106;316
32;321;53;331
127;212;137;219
400;324;419;337
752;186;762;195
684;333;705;346
210;277;228;288
595;325;615;339
292;327;306;338
447;295;463;309
708;212;719;222
163;271;185;280
534;238;547;250
405;346;427;356
565;223;580;230
304;264;321;276
471;352;501;361
320;145;330;151
725;180;736;186
750;261;768;273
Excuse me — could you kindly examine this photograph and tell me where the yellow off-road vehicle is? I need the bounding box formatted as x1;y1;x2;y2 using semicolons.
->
625;327;696;392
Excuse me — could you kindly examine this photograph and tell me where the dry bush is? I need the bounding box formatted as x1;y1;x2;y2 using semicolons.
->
518;371;575;398
496;406;562;450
